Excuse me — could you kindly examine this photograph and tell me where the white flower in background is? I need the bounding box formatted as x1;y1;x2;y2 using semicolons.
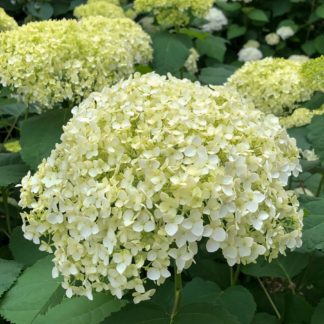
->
294;188;314;197
265;33;280;46
288;55;309;63
238;47;263;62
301;149;319;161
201;7;228;32
139;16;158;33
243;40;260;48
184;48;199;73
276;26;295;40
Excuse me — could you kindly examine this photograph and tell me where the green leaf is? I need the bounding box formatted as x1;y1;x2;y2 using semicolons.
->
271;0;291;17
217;2;241;12
314;35;324;54
0;256;61;324
287;126;311;150
315;4;324;18
199;66;236;85
33;293;126;324
104;303;169;324
219;286;256;324
303;92;324;110
9;227;46;267
175;303;240;324
302;40;317;56
298;217;324;252
20;108;71;169
242;252;309;279
307;115;324;160
252;313;279;324
0;164;29;187
196;36;227;62
178;28;209;40
312;298;324;324
26;2;54;19
0;98;27;117
284;294;313;324
247;9;269;22
0;259;22;298
152;32;191;75
0;153;29;187
181;278;221;306
227;24;247;40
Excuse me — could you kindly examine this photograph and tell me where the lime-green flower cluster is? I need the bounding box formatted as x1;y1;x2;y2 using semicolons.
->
301;55;324;92
0;8;18;32
226;58;313;116
20;73;302;303
89;0;120;4
74;2;125;19
280;106;324;129
134;0;214;27
0;17;152;110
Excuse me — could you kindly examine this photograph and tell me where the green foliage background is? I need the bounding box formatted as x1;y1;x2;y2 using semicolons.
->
0;0;324;323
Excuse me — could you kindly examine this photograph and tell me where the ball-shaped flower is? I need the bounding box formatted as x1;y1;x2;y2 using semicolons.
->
201;7;228;32
88;0;120;4
20;73;302;302
134;0;214;27
276;26;294;40
74;2;125;19
0;17;152;111
301;55;324;92
226;58;313;116
0;8;18;32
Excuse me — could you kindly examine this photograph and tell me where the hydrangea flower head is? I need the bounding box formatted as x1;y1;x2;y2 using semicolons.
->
201;7;228;32
0;17;152;111
134;0;214;27
20;73;302;302
226;58;313;116
74;2;125;19
0;8;18;32
301;55;324;92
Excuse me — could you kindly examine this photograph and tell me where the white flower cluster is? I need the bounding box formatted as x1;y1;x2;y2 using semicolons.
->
184;48;199;73
20;73;302;303
276;26;295;40
238;40;263;62
201;7;228;32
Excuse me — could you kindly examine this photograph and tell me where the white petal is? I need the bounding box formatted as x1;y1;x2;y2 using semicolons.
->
212;227;227;242
165;223;178;236
206;239;220;252
147;268;160;281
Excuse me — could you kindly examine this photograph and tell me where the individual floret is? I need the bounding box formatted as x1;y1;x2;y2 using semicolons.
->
20;73;302;303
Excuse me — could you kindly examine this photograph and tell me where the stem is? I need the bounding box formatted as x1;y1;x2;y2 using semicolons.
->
170;267;182;324
316;174;324;197
257;278;281;320
2;189;12;235
233;264;241;285
277;261;295;294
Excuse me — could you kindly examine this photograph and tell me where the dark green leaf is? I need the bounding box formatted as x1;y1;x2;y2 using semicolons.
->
252;313;279;324
9;227;46;267
0;98;27;117
312;298;324;324
0;164;29;187
0;259;22;298
227;24;247;40
196;36;227;62
219;286;256;324
315;4;324;18
175;303;240;324
314;35;324;54
247;9;269;22
303;92;324;110
181;278;221;306
33;293;126;324
199;66;236;85
104;303;168;324
284;294;313;324
242;252;309;278
20;108;71;169
26;2;54;19
302;40;317;56
0;256;61;324
152;32;191;75
307;115;324;160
